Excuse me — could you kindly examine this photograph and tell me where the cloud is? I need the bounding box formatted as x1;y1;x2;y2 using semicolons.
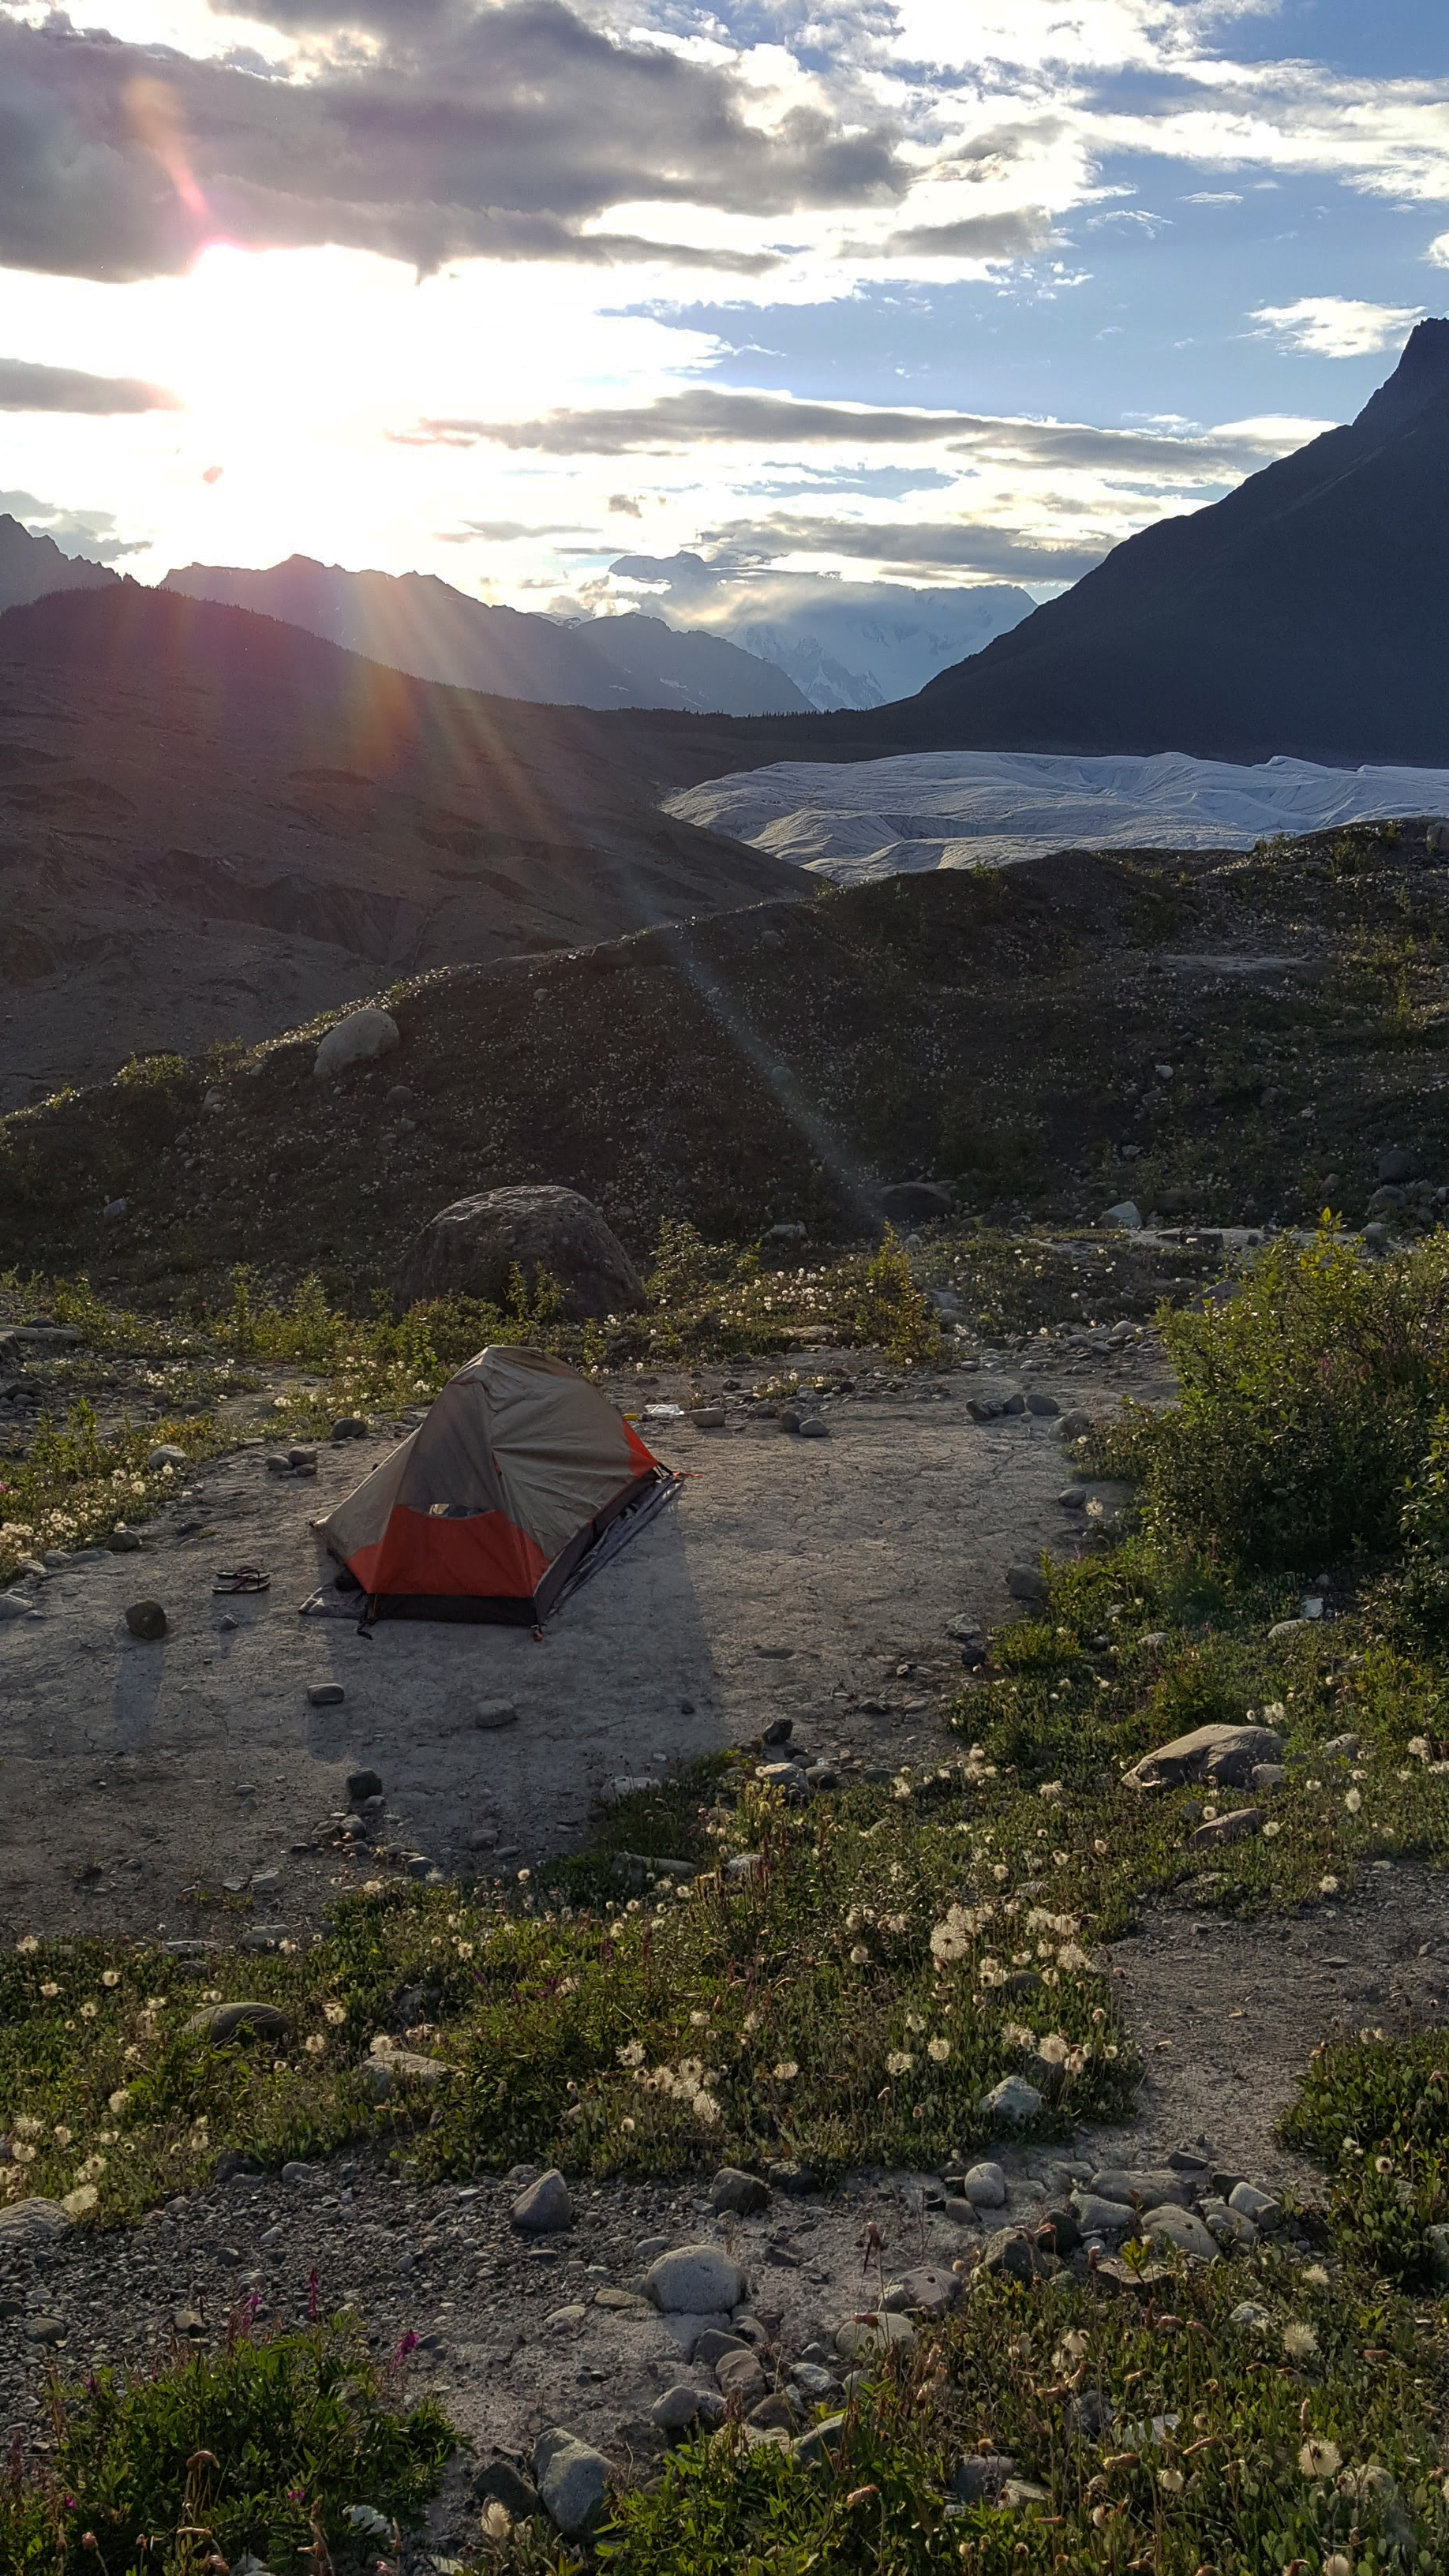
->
1427;234;1449;270
608;494;643;516
875;204;1058;260
0;491;148;560
408;383;1305;476
1249;294;1425;358
0;356;182;414
0;7;906;284
694;513;1109;582
1182;190;1242;204
436;517;590;541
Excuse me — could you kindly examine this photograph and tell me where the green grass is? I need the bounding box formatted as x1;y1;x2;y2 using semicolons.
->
0;1768;1136;2226
0;2316;451;2575
492;2252;1449;2573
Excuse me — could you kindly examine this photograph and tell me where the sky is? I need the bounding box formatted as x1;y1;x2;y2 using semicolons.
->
0;0;1445;616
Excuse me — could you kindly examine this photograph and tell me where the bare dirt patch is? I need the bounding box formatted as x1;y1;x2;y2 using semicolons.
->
0;1353;1159;1946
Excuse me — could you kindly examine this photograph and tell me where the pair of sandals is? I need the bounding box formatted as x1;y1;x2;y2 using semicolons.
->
213;1565;271;1595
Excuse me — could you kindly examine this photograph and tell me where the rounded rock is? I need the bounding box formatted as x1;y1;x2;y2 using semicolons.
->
313;1008;400;1083
512;2168;574;2233
124;1600;167;1641
644;2243;747;2313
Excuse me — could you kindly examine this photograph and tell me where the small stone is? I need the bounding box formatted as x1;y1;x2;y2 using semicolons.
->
645;2245;747;2313
106;1530;142;1552
25;2316;66;2346
979;2076;1043;2125
1191;1806;1261;1848
1142;2204;1219;2261
749;2391;798;2431
710;2166;771;2217
1000;2478;1050;2509
358;2060;394;2101
183;2001;287;2045
693;2328;747;2367
592;2286;650;2311
124;1600;167;1640
1072;2191;1133;2236
0;2199;71;2244
789;2361;838;2399
103;1196;128;1220
1227;2180;1279;2225
308;1683;345;1706
949;2454;1016;2504
792;2412;848;2467
1025;1392;1060;1417
715;2346;766;2403
532;2428;611;2536
798;1418;829;1440
0;1592;39;1621
1005;1565;1047;1604
172;2305;206;2338
1057;1487;1087;1511
474;2461;541;2522
651;2384;706;2431
688;1407;726;1430
346;1769;383;1803
898;2264;960;2316
475;1702;519;1731
545;2304;587;2331
512;2170;573;2233
979;2228;1054;2282
957;2160;1007;2208
1104;1200;1142;1230
148;1444;189;1469
331;1417;369;1441
834;2311;914;2357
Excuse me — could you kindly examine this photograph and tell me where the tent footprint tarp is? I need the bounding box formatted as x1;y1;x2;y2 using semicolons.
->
320;1345;672;1624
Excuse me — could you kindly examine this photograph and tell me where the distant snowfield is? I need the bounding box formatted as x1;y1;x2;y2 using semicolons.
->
665;750;1449;883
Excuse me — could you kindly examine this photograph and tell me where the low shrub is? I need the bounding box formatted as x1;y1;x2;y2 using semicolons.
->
0;2316;451;2574
1110;1226;1449;1570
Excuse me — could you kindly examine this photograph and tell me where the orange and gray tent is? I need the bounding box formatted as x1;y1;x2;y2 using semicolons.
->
320;1346;675;1624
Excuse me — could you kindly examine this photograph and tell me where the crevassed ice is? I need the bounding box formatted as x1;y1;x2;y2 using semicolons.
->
666;750;1449;885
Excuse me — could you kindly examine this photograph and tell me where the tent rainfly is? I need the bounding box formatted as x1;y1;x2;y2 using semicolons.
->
320;1345;673;1623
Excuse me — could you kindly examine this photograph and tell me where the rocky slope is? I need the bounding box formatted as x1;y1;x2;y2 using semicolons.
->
0;586;797;1107
5;813;1449;1301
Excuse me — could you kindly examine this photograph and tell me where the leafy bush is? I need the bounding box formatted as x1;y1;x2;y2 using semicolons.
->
0;2318;451;2574
1282;2027;1449;2286
1114;1227;1449;1570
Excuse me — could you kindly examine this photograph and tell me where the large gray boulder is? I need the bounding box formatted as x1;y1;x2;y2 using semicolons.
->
313;1008;399;1082
394;1186;644;1320
1122;1722;1284;1792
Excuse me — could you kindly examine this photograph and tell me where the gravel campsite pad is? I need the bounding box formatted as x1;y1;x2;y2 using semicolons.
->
0;1349;1159;1943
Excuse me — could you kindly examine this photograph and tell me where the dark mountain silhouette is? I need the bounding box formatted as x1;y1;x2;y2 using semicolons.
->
862;317;1449;766
0;513;118;615
590;320;1449;786
162;554;810;717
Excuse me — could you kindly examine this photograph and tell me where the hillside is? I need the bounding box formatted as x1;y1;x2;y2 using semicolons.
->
162;556;810;717
0;512;117;615
0;585;799;1108
6;809;1449;1298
